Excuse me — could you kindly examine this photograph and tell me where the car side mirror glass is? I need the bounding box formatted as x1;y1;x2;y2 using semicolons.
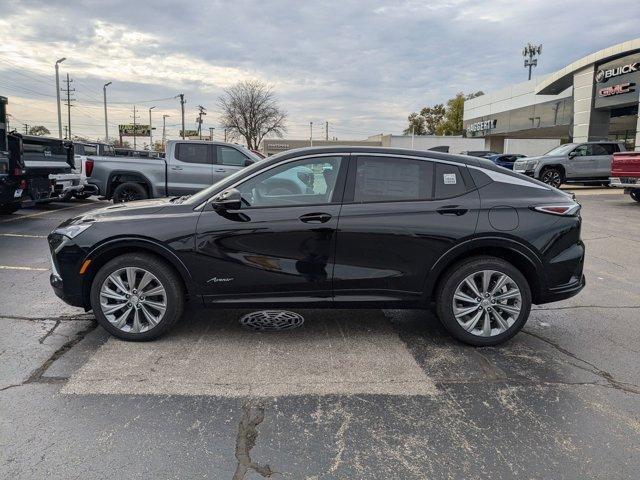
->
212;188;242;211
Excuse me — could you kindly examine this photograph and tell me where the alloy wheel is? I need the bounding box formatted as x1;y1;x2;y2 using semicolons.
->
541;170;562;188
452;270;522;337
99;267;167;333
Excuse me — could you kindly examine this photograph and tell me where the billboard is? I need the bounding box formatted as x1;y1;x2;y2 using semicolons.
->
119;124;151;136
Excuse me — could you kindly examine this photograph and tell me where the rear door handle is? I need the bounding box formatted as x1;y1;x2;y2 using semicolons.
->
437;206;468;216
171;166;183;171
214;168;226;172
299;212;332;224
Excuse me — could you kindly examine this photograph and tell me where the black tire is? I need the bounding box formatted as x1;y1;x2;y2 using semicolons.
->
112;182;148;203
435;256;532;346
630;189;640;202
539;167;564;188
90;253;184;341
0;203;20;215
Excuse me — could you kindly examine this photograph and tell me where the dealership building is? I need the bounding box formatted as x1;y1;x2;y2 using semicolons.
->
463;38;640;152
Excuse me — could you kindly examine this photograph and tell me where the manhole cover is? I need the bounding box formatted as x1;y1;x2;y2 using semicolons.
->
239;310;305;332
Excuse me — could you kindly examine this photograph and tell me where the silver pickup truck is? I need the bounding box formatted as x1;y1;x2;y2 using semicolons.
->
86;140;262;202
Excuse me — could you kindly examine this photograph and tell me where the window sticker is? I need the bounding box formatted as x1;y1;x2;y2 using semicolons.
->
443;173;457;185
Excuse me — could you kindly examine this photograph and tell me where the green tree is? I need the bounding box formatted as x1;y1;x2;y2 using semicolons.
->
28;125;50;136
404;91;483;136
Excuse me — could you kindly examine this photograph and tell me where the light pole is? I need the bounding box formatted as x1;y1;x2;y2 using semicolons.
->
523;43;542;81
149;106;155;151
209;127;214;141
162;114;169;150
310;121;313;147
103;82;112;142
55;58;66;139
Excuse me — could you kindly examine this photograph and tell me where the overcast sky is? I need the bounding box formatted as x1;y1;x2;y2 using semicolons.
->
1;0;639;144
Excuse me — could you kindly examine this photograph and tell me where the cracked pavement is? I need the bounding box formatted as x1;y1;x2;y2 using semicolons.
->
1;191;639;479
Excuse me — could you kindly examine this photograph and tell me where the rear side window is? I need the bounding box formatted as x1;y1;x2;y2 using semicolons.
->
353;156;433;203
84;145;97;156
599;144;618;154
217;146;248;166
588;144;608;156
434;163;468;199
174;143;211;164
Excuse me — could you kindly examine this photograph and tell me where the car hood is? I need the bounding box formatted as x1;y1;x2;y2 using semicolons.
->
524;155;564;163
60;198;173;228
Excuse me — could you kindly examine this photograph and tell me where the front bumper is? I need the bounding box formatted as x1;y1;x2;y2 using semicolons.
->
48;233;87;308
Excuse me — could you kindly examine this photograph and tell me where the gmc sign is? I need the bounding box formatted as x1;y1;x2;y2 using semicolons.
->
598;82;635;97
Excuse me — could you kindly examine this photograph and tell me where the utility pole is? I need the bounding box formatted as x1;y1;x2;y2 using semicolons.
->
55;58;66;139
62;73;75;139
64;126;68;139
178;93;185;139
196;105;207;140
224;128;227;142
523;43;542;81
209;127;214;141
23;124;29;135
103;82;112;142
310;121;313;147
149;106;155;151
131;105;140;149
162;114;169;150
325;121;329;141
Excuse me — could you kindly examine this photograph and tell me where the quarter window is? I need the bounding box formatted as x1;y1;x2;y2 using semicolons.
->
237;156;342;208
218;146;249;166
353;157;433;203
434;163;468;199
174;143;211;164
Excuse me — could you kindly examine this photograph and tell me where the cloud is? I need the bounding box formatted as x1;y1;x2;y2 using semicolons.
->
1;0;639;141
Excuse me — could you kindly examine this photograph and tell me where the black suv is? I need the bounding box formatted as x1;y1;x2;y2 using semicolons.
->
48;147;585;346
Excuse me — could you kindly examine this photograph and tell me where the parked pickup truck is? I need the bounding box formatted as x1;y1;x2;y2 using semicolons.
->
610;151;640;202
513;141;626;188
86;140;263;202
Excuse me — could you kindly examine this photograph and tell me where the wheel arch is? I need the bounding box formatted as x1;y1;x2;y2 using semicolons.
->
425;237;545;304
80;237;200;309
106;171;154;199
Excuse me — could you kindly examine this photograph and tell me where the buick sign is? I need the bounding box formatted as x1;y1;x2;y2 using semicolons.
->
596;62;639;83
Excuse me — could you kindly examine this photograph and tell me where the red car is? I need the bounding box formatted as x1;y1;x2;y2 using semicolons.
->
610;151;640;202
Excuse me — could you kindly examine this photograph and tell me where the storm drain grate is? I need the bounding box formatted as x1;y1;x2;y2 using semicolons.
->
239;310;305;332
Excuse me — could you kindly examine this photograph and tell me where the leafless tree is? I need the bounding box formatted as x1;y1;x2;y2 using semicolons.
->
218;80;287;150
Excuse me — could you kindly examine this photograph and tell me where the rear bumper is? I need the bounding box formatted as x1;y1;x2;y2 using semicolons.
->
609;177;640;188
538;274;586;304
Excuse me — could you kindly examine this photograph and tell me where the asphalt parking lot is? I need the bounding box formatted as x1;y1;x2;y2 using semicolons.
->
1;190;639;479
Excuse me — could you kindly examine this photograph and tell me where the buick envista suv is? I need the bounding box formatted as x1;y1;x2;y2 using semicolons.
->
48;147;585;346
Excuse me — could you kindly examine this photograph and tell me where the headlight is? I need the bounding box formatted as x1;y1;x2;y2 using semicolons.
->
53;223;92;239
529;160;539;169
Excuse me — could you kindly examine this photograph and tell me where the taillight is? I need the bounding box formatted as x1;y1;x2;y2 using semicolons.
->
533;204;581;216
85;159;94;177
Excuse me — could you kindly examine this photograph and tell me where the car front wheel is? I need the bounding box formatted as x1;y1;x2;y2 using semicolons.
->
90;253;184;341
630;189;640;203
436;256;532;346
539;167;564;188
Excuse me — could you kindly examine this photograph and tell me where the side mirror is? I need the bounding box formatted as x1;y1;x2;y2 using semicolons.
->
568;151;577;158
244;159;253;167
212;188;242;211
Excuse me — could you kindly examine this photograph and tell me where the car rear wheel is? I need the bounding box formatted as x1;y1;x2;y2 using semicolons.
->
630;189;640;202
0;203;20;215
112;182;148;203
435;256;532;346
539;167;563;188
90;253;184;341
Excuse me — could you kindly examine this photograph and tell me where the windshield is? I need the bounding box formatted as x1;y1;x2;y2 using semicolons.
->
543;144;576;156
183;153;271;205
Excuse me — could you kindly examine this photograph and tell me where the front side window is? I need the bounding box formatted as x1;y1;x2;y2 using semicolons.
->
218;146;248;166
572;145;589;157
174;143;211;164
237;156;342;208
353;156;433;203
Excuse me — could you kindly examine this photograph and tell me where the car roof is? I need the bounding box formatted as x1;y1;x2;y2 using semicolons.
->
272;146;485;167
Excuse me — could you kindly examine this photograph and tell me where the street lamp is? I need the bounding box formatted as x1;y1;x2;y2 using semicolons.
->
103;82;112;142
162;114;170;150
523;43;542;81
55;58;66;139
149;106;156;151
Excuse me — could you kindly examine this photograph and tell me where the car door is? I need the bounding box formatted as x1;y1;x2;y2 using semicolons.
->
167;142;214;195
567;144;593;178
214;145;253;183
595;143;617;178
333;155;480;305
193;154;347;305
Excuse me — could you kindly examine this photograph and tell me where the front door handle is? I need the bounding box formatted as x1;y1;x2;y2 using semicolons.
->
299;212;332;224
437;206;468;216
214;168;226;172
171;166;183;171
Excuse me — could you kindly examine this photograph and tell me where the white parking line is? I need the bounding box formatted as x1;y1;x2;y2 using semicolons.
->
0;265;49;271
0;233;47;239
0;203;89;224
